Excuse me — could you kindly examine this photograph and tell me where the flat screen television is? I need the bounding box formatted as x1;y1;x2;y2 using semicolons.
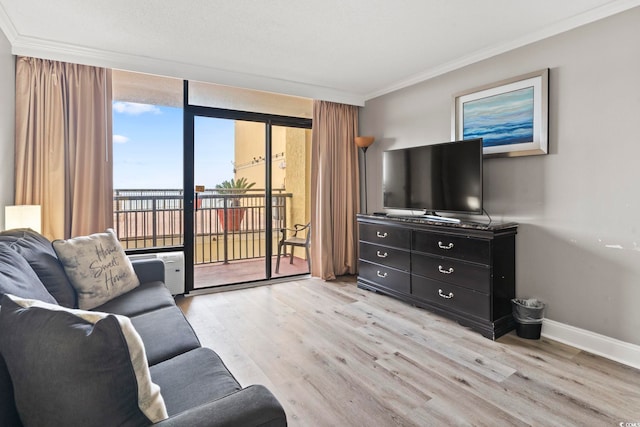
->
382;138;483;215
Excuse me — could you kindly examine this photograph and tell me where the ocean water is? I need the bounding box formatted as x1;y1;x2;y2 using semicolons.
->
463;86;534;146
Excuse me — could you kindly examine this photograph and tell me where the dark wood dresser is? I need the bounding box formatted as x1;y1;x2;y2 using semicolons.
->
357;214;518;340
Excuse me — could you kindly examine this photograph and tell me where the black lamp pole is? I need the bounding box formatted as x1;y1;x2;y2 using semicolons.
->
355;136;375;214
360;146;369;214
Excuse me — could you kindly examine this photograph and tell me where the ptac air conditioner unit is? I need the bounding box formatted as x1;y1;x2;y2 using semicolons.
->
128;252;185;295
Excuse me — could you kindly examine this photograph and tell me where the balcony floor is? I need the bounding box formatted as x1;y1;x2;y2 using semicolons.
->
193;255;309;289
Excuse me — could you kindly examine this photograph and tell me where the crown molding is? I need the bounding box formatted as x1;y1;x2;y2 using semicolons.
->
9;35;366;107
365;0;640;101
0;1;17;43
4;0;638;106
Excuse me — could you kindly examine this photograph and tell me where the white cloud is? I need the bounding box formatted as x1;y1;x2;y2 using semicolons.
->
113;134;129;144
113;102;161;115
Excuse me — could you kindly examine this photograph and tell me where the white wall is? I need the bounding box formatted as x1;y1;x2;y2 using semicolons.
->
0;29;15;230
360;7;640;345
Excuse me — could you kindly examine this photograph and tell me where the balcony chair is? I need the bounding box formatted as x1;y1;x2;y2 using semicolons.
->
275;223;311;274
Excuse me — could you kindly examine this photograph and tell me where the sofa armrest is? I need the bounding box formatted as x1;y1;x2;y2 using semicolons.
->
131;259;165;283
153;385;286;427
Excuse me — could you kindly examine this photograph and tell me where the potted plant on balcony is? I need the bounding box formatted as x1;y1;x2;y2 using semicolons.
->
214;177;256;231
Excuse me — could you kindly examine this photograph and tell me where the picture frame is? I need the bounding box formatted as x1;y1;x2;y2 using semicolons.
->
452;69;549;158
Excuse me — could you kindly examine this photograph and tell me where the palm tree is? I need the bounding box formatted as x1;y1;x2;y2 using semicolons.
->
215;177;256;206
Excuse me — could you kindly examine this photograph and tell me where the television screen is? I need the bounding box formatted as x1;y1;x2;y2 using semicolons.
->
382;138;483;214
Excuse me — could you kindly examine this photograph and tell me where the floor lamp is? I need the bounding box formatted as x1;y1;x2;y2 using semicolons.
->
355;136;375;213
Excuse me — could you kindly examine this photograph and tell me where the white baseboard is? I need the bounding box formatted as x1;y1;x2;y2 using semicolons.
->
541;319;640;370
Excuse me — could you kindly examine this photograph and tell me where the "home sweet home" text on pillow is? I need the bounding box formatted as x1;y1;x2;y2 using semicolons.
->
53;229;140;310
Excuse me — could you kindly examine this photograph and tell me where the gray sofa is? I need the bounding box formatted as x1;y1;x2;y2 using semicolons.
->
0;228;286;427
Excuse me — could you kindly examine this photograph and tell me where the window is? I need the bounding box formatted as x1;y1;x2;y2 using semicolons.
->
111;71;183;249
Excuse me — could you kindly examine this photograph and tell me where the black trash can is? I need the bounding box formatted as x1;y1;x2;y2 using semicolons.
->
511;298;545;339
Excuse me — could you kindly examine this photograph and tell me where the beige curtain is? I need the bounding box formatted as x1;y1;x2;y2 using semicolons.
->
310;100;360;280
15;57;113;240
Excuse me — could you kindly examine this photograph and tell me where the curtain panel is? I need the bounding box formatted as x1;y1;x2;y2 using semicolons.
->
310;100;360;280
15;57;113;240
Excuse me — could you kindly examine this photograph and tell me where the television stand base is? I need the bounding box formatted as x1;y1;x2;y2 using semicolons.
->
422;214;460;223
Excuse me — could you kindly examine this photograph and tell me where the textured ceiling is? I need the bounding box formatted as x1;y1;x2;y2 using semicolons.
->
0;0;638;105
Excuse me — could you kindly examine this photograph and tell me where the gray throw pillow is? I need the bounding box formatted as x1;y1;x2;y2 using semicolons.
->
53;229;140;309
0;294;168;427
0;248;56;304
1;228;77;308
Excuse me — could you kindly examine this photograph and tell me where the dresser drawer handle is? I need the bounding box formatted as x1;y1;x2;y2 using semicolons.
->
438;241;454;250
376;231;388;238
376;270;388;278
376;251;388;258
438;265;454;274
438;289;454;299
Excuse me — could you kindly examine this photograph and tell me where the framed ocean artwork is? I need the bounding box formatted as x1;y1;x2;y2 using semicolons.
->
452;69;549;158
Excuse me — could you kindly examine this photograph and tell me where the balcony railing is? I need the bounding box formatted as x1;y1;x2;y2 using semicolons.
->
113;189;290;265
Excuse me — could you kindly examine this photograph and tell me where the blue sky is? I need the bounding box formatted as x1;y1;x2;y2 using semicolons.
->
112;102;235;189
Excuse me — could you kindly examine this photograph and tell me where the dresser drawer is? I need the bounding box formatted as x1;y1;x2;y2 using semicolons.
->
360;242;410;271
358;260;410;294
412;253;491;293
359;223;410;249
413;231;490;264
412;276;490;320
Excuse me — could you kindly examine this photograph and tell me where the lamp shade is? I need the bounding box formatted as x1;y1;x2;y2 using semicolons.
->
5;205;42;233
355;136;375;148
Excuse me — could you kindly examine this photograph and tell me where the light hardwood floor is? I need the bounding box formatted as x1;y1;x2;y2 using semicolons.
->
176;276;640;426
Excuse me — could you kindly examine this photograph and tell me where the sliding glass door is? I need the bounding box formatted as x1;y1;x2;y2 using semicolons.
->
183;81;312;292
187;117;312;290
270;125;312;278
192;117;268;288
